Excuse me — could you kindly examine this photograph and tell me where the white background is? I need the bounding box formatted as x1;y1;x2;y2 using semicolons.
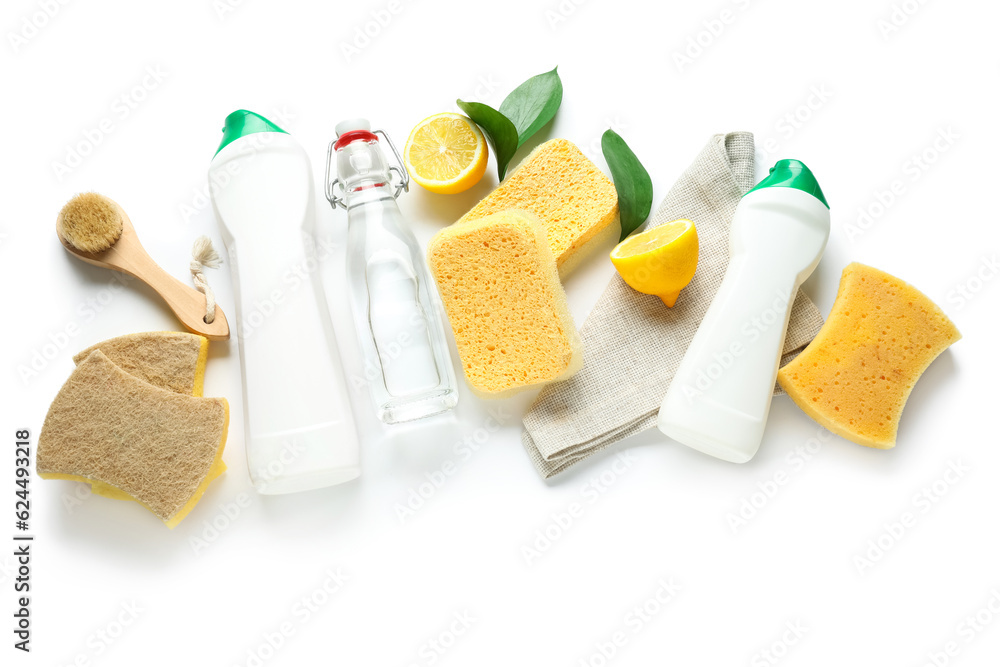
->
3;0;999;665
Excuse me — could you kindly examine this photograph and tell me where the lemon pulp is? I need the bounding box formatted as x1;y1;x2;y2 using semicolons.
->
610;219;699;307
404;113;487;194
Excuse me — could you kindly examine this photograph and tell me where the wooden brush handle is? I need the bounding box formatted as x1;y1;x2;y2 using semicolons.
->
120;246;231;340
59;212;230;340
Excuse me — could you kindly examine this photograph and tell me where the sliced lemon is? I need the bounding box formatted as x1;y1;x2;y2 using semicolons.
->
404;113;488;194
610;219;699;307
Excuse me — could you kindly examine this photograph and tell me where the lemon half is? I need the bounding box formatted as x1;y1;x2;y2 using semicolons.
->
610;219;699;307
404;113;488;194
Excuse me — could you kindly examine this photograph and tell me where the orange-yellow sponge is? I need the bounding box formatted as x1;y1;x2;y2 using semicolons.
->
778;263;960;449
458;139;619;273
428;209;583;398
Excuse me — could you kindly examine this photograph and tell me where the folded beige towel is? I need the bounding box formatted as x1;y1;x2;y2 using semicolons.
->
521;132;825;478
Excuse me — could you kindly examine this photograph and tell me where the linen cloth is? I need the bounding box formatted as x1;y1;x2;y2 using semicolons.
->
521;132;825;478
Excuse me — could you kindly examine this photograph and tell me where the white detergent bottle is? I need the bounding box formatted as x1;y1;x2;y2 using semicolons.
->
657;159;830;463
209;110;361;493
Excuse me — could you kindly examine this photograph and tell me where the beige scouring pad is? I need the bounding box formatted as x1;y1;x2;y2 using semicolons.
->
73;331;210;396
37;350;229;528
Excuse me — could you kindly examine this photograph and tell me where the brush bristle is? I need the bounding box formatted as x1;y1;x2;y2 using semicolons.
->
58;193;123;253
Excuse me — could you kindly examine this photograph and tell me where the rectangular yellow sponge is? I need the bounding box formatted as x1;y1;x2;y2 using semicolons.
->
428;210;583;398
458;138;619;273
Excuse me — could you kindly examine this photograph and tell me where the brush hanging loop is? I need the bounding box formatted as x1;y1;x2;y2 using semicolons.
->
190;236;221;324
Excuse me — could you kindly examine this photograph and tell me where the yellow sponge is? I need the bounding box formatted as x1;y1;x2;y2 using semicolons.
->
777;263;960;449
73;331;209;396
458;139;619;272
38;351;229;528
428;209;583;398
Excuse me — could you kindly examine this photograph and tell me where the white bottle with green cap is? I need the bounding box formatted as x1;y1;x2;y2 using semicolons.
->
657;159;830;463
209;110;360;493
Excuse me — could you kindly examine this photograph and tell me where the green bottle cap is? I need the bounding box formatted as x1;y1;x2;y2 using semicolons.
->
214;110;287;156
744;159;829;208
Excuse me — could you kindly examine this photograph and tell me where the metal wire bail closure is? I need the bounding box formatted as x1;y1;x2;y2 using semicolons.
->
325;129;409;210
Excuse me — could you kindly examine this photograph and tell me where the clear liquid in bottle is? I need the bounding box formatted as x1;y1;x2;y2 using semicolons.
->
331;119;459;424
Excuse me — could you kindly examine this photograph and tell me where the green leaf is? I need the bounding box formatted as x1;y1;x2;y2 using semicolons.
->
602;129;653;242
499;67;563;148
456;99;519;180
